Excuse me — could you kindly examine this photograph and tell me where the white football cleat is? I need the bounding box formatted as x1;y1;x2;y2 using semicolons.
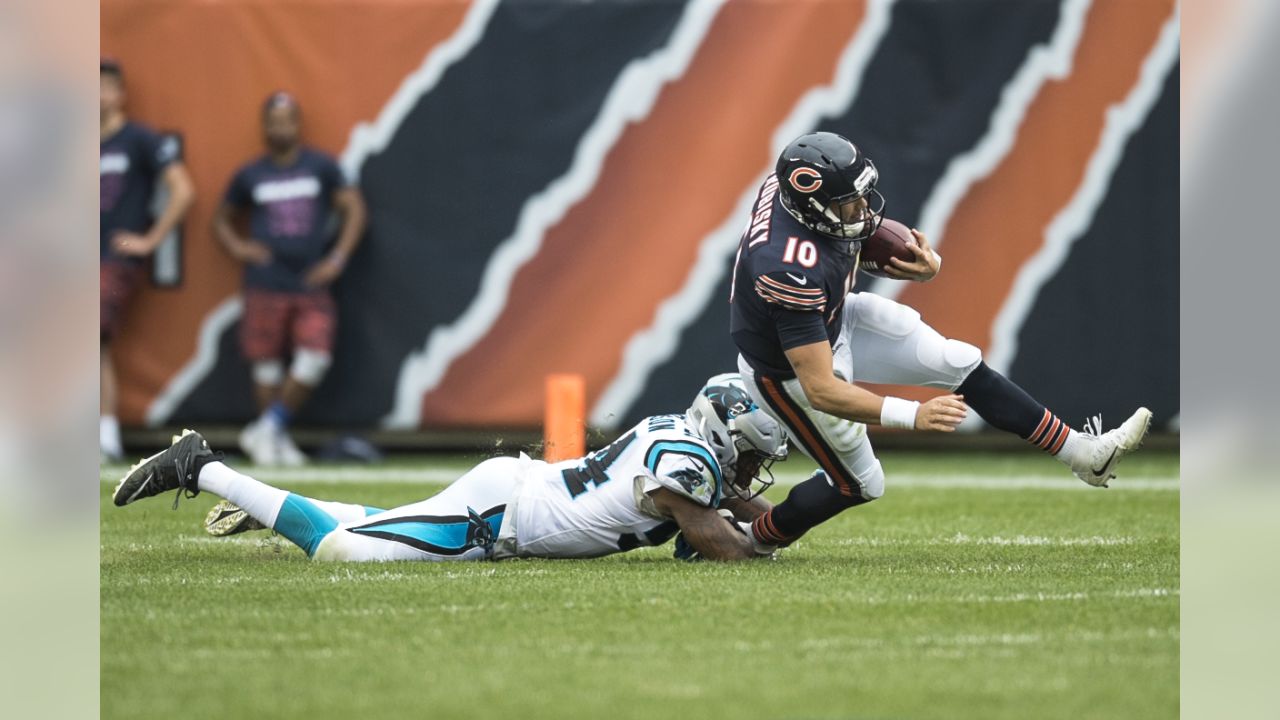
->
238;418;280;466
274;429;308;467
1071;408;1153;487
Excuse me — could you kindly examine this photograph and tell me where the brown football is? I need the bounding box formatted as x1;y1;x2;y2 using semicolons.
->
860;218;917;278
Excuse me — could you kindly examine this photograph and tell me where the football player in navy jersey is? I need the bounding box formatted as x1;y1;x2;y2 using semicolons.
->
213;92;367;466
730;132;1152;551
99;59;196;460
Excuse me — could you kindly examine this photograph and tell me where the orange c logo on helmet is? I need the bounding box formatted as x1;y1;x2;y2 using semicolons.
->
788;167;823;193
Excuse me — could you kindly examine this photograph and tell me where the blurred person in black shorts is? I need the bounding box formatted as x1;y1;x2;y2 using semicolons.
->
99;58;195;461
213;92;366;466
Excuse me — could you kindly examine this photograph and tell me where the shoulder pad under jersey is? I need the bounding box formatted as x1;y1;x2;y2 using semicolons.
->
640;437;723;507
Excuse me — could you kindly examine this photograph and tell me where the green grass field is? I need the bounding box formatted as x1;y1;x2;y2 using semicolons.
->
101;451;1178;719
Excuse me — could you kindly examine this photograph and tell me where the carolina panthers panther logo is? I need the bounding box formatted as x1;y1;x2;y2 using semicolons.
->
668;467;706;493
707;386;756;421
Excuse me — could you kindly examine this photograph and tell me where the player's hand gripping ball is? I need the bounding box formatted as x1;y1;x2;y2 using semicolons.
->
858;218;918;279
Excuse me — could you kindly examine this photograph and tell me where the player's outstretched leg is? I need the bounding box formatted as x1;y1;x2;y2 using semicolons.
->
835;292;1152;487
115;430;374;556
115;433;514;562
305;457;520;562
205;498;386;537
954;362;1152;487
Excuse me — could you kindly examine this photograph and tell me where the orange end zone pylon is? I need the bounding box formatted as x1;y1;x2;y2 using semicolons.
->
544;373;586;463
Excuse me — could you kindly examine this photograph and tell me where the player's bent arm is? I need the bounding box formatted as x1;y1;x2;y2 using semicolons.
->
650;488;755;561
145;163;195;250
785;341;886;423
211;202;267;264
784;341;969;431
718;494;773;522
328;187;367;267
212;202;243;250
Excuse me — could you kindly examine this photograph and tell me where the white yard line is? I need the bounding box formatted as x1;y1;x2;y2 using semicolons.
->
100;465;1177;490
834;533;1142;547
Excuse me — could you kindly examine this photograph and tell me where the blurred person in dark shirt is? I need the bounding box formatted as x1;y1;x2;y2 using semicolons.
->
99;59;195;461
213;92;365;466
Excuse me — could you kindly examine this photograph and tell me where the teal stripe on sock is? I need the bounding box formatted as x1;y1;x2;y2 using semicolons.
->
274;494;339;557
363;506;385;517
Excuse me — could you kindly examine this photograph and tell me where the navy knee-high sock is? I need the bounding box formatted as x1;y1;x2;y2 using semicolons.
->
751;471;864;545
955;362;1043;435
956;362;1076;455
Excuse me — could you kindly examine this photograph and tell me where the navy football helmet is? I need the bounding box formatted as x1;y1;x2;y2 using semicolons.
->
776;132;884;249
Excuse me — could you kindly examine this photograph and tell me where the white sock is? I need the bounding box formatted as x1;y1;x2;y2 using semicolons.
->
1056;429;1087;469
197;461;288;528
198;461;369;524
100;416;122;457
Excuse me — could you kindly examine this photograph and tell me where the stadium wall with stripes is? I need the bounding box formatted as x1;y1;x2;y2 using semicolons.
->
102;0;1179;433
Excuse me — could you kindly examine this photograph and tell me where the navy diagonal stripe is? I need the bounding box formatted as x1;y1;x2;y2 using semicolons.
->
172;1;694;425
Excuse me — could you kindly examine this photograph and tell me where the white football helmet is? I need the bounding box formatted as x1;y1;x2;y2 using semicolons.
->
686;373;789;500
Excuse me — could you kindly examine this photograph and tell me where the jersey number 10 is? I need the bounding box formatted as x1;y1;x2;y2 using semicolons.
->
782;236;818;268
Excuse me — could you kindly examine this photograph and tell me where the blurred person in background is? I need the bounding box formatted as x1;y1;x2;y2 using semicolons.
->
213;91;366;466
99;58;195;461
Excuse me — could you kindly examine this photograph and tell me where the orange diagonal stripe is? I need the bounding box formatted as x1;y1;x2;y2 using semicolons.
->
870;0;1175;405
422;1;870;426
103;0;476;423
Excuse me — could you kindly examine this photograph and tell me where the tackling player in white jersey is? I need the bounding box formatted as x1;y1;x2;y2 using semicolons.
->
112;375;787;562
